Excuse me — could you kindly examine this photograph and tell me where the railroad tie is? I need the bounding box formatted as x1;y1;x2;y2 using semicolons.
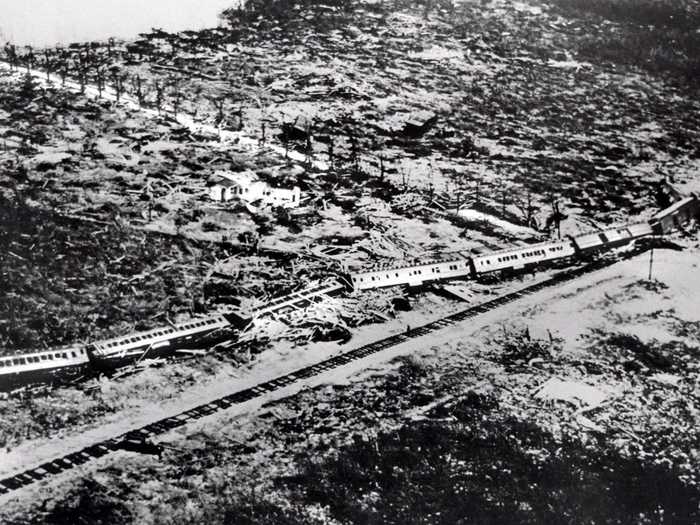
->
0;478;24;490
63;453;89;466
16;473;37;484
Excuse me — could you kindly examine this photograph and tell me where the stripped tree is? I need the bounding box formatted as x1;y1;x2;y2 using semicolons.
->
154;80;164;114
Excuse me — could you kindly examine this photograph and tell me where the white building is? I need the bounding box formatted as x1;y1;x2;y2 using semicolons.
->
209;170;301;208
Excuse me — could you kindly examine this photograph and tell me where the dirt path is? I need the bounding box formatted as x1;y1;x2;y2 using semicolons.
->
0;61;329;171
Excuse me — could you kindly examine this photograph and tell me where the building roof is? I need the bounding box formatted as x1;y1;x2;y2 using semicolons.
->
214;170;259;188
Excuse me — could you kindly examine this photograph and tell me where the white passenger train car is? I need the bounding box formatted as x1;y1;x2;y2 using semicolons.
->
349;252;472;290
471;240;575;275
87;315;231;367
650;195;699;235
571;222;653;253
0;346;90;385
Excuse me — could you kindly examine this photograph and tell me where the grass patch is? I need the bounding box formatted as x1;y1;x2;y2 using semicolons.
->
284;401;699;524
0;196;211;352
589;330;700;372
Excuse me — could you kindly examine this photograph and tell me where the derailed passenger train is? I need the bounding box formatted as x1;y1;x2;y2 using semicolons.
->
348;195;699;291
0;316;235;390
1;196;697;388
0;280;344;389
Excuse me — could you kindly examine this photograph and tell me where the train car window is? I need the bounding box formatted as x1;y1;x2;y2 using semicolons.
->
41;354;48;360
0;361;4;367
71;352;76;358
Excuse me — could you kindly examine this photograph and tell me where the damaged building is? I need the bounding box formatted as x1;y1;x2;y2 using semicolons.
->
209;170;302;208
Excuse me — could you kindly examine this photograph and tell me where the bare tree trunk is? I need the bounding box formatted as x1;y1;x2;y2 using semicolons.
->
96;68;104;97
154;80;163;114
133;74;143;106
79;69;86;94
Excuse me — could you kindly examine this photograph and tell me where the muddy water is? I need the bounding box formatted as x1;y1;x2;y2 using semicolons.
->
0;0;239;47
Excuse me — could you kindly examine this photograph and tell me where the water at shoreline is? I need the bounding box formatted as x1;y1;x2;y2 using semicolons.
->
0;0;238;48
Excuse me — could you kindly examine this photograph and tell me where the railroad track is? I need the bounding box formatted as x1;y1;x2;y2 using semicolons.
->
0;256;623;497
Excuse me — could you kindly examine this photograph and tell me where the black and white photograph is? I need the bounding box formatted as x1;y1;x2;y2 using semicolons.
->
0;0;699;523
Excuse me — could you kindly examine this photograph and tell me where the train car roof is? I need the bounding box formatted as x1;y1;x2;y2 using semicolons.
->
651;196;698;220
572;221;650;238
471;240;570;260
93;316;228;347
0;346;85;362
350;251;470;275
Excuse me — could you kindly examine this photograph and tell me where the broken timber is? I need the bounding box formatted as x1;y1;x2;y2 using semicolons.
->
225;279;346;327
